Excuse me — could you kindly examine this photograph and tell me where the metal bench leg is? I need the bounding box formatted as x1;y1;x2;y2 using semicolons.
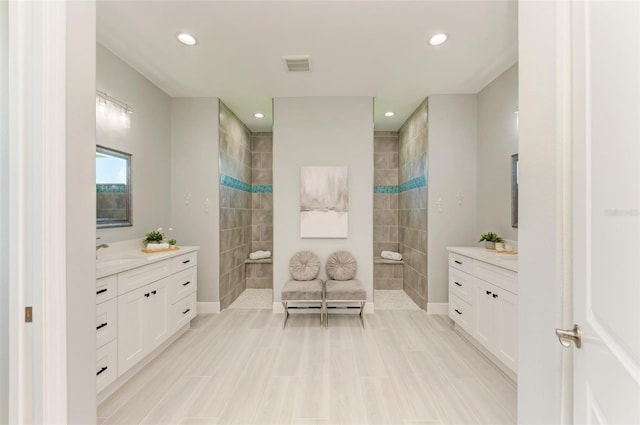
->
323;301;328;329
282;302;289;328
359;301;366;329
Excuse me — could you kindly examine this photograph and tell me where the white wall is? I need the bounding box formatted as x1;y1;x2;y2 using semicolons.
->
427;95;478;306
0;0;8;421
273;97;374;306
477;63;519;242
96;44;172;244
171;98;220;303
66;2;97;423
518;2;564;423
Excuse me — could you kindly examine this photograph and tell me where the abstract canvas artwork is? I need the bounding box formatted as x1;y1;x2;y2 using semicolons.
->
300;166;348;238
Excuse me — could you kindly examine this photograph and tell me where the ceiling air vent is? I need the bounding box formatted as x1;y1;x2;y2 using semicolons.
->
282;55;311;72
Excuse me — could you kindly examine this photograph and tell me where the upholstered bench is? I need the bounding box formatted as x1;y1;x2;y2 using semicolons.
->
281;251;325;328
324;251;366;328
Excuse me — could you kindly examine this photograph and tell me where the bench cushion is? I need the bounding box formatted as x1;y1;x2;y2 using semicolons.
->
325;279;366;301
281;279;324;301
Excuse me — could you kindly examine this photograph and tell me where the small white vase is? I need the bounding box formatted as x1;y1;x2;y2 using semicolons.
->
495;242;506;251
484;241;496;250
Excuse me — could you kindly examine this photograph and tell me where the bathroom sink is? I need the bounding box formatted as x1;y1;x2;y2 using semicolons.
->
96;257;140;270
495;255;518;261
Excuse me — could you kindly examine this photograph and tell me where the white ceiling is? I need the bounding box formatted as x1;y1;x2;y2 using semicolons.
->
97;0;518;132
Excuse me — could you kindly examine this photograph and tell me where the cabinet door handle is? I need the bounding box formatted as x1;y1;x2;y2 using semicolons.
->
182;259;191;264
454;309;462;315
486;290;492;295
182;281;191;287
151;290;157;295
492;293;499;299
182;308;191;315
97;366;108;376
96;322;108;330
454;260;462;265
454;281;462;287
144;293;150;298
96;288;107;295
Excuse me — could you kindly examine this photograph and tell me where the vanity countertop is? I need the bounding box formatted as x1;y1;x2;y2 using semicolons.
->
447;246;518;272
96;245;200;279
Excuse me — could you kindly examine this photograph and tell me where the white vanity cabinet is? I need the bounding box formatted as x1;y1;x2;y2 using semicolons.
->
447;247;518;377
117;277;171;375
95;247;198;396
95;274;119;393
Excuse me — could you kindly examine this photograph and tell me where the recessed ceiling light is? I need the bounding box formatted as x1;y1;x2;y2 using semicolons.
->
254;112;264;119
384;111;395;117
176;33;198;46
429;33;448;46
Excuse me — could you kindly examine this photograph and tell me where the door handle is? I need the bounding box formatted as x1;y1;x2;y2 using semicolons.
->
555;324;582;349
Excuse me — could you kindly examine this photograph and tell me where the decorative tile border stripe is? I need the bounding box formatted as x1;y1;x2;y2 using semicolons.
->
399;175;427;193
97;184;126;193
374;175;426;194
252;184;273;194
220;174;272;193
220;174;252;192
374;185;399;194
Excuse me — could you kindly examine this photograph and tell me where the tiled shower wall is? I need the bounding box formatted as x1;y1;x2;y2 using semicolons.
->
219;102;252;309
398;100;428;309
247;132;273;289
373;131;403;290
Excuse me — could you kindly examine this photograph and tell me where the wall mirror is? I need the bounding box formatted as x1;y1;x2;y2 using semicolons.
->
511;153;519;228
96;145;132;228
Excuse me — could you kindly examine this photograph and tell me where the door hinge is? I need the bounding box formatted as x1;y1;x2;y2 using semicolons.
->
25;306;32;323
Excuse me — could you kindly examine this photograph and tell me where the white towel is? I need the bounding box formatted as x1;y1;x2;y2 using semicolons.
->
146;242;169;251
381;250;402;261
249;250;272;260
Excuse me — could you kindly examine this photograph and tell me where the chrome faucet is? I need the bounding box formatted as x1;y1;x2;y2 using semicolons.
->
96;237;109;258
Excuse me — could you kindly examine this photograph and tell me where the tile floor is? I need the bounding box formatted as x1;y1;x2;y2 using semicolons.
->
98;307;516;425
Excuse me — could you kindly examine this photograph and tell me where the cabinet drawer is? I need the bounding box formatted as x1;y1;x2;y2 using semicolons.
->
473;261;518;294
96;275;117;305
449;267;474;304
171;293;197;332
96;298;117;349
449;294;473;335
118;260;172;295
172;252;198;274
449;253;473;274
169;267;197;305
96;339;118;394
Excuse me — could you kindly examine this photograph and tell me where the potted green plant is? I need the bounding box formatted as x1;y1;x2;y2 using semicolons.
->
168;239;177;248
479;232;504;250
143;227;165;245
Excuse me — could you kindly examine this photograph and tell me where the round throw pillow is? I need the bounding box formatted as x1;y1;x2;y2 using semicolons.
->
289;251;321;281
326;251;357;281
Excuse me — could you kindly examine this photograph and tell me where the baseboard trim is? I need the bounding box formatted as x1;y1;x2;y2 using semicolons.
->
426;302;448;315
197;302;220;314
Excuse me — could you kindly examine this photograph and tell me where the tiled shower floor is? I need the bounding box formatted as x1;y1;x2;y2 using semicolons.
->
228;289;273;309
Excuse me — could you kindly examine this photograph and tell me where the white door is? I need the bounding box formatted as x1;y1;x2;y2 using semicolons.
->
495;287;517;371
118;287;147;375
473;279;495;349
571;1;640;423
146;279;170;350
